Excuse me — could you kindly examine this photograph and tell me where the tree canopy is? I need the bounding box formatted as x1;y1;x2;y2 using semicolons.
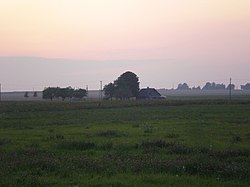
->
104;71;140;100
177;83;190;90
43;87;58;100
103;83;115;100
202;82;226;90
241;83;250;90
43;87;87;101
174;82;235;91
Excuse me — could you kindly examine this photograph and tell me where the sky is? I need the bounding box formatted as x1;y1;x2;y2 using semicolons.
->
0;0;250;91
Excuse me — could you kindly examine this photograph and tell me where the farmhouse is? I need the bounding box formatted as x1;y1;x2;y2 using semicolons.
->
138;87;165;100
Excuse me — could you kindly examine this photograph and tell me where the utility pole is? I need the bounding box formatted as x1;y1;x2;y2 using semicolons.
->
100;81;103;100
229;77;232;102
0;83;1;102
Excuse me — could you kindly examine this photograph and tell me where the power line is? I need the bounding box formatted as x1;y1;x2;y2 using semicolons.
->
229;77;232;102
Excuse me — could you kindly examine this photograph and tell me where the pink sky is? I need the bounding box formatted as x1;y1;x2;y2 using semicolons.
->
0;0;250;90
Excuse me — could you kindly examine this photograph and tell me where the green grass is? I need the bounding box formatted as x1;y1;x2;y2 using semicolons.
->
0;99;250;186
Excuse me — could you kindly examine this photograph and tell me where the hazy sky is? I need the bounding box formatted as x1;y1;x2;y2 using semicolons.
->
0;0;250;91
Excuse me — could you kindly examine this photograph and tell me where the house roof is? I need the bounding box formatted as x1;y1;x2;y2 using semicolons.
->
139;87;163;99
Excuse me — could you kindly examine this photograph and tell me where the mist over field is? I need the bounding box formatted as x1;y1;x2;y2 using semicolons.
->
1;56;249;92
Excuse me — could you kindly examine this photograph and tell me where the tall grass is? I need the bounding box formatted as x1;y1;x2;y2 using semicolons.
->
0;100;250;186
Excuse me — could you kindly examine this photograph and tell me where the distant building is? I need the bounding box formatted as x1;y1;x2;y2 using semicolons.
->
138;87;165;100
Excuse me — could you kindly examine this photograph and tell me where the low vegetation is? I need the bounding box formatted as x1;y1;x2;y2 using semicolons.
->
0;99;250;186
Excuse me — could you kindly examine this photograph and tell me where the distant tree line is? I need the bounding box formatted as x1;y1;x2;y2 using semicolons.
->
176;82;237;90
241;83;250;90
104;71;140;100
202;82;234;90
43;87;87;101
176;82;250;90
24;91;38;98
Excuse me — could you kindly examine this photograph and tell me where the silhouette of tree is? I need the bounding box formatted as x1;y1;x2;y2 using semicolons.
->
202;82;212;90
103;83;115;100
24;92;29;98
33;91;38;97
43;87;86;101
226;84;235;90
114;71;139;99
177;83;190;90
43;87;59;100
202;82;226;90
104;71;140;100
55;87;74;101
73;88;87;99
241;83;250;90
192;86;201;90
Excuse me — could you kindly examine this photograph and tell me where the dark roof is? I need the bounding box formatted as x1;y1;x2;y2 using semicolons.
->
138;87;164;99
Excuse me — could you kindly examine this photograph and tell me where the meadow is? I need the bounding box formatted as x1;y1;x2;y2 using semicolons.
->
0;99;250;186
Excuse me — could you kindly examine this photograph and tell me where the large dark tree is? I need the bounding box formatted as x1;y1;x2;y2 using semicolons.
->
104;71;140;100
103;83;115;100
114;71;139;99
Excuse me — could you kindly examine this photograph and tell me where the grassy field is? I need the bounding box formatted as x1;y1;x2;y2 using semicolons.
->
0;99;250;186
